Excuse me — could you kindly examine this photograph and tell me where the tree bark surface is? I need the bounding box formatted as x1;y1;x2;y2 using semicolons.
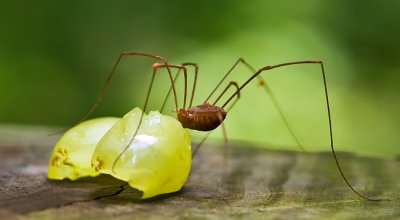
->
0;125;398;220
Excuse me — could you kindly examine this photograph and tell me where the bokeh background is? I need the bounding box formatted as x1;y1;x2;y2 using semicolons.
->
1;1;399;158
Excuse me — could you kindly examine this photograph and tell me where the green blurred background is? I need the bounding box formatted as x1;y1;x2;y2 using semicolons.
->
1;1;399;158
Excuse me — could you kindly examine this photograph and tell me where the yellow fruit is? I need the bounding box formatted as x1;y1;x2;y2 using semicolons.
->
48;117;119;180
92;108;191;199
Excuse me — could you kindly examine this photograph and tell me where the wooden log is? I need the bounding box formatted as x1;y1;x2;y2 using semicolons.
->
0;125;399;219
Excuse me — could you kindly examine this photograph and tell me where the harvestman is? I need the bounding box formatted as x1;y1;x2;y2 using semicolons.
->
80;52;386;201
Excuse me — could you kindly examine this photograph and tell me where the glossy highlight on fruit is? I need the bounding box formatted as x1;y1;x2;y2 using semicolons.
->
48;117;119;180
92;108;191;199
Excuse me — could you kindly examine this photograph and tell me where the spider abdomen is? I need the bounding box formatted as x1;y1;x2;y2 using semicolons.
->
177;104;227;131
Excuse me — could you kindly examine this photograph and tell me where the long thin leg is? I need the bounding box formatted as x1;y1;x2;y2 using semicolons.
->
219;115;229;172
49;53;179;136
181;63;199;108
160;67;181;114
205;58;305;151
159;63;199;112
81;52;179;124
260;82;306;151
192;132;211;157
109;53;181;173
151;64;188;112
222;61;387;201
212;81;240;106
204;58;244;104
239;61;306;151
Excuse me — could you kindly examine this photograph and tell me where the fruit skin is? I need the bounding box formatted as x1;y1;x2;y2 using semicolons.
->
48;117;119;180
92;108;192;199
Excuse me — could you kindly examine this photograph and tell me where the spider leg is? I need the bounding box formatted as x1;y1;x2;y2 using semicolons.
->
222;61;387;201
109;53;181;173
205;58;305;151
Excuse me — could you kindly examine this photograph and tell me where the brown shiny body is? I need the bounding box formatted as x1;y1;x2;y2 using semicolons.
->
177;103;227;131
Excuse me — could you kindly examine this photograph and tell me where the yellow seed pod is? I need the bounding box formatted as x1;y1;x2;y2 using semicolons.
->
92;108;191;199
48;117;119;180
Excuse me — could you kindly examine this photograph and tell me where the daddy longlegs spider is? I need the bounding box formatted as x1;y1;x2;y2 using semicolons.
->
78;52;387;202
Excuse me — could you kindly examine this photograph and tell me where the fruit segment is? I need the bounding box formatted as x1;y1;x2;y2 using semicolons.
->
92;108;191;199
48;117;119;180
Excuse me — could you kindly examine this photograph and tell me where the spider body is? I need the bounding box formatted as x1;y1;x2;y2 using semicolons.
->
177;102;227;131
51;52;385;201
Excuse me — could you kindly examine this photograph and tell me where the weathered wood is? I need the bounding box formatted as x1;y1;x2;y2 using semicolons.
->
0;125;399;220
